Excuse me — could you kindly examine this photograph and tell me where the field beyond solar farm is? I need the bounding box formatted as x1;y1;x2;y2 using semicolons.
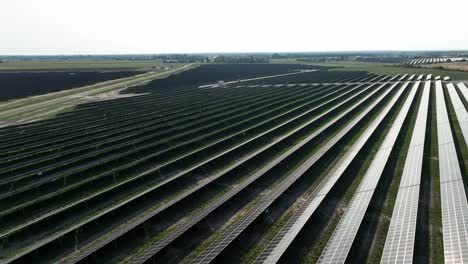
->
0;64;467;264
271;58;468;81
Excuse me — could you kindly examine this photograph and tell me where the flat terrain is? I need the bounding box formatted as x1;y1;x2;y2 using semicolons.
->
271;59;468;80
0;65;466;264
0;64;196;127
417;61;468;72
0;60;185;71
0;71;146;101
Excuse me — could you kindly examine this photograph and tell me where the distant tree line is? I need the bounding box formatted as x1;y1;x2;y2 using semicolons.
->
213;56;269;63
157;54;207;63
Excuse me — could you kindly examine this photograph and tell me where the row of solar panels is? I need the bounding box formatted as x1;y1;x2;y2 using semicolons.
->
250;79;467;264
402;57;467;65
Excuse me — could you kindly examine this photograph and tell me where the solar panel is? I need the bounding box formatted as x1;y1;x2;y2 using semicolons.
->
446;83;468;144
435;80;468;263
381;186;419;264
319;191;374;264
381;80;429;263
457;83;468;104
318;81;419;264
389;74;400;81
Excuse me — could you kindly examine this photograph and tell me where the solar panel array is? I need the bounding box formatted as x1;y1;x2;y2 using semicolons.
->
45;82;379;264
38;76;383;264
191;81;398;264
403;57;467;65
253;81;407;263
380;80;430;264
0;70;394;263
318;81;419;263
435;80;468;263
2;68;468;264
122;82;378;264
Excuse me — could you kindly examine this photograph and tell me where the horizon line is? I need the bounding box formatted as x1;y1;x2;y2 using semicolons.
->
1;49;468;57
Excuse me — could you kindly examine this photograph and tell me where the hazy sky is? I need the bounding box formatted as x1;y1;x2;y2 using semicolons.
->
1;0;468;55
